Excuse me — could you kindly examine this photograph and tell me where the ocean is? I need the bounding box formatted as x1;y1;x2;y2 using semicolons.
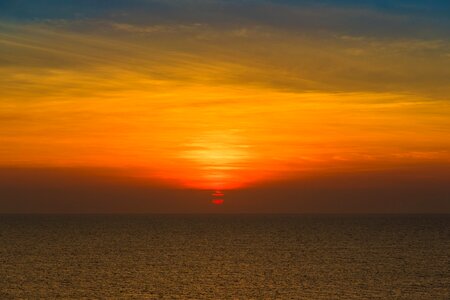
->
0;214;449;299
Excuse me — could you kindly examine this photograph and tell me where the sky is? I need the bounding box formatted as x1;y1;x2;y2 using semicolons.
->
1;0;449;213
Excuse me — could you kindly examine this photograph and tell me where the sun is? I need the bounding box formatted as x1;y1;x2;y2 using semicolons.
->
212;191;225;205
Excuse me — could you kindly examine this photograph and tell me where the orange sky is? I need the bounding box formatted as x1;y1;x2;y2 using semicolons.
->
1;1;449;212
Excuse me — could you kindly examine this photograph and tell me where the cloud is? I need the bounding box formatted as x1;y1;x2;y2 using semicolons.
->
110;22;207;34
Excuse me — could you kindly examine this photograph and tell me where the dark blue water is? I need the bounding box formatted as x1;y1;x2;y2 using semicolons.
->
0;215;449;299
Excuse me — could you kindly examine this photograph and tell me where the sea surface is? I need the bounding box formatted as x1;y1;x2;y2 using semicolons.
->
0;214;449;299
